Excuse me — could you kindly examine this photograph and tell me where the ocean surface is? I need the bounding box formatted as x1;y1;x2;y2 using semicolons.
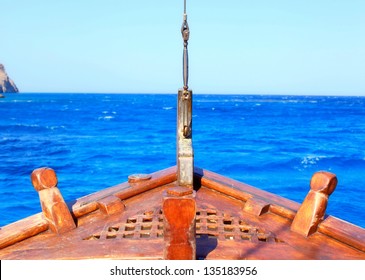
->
1;93;364;228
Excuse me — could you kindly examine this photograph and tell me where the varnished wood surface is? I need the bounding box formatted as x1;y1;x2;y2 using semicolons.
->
0;214;48;250
31;168;76;234
72;166;177;218
0;166;364;259
291;172;337;236
319;216;365;252
163;187;196;260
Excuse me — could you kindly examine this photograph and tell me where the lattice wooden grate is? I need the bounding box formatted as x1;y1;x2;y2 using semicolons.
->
83;209;163;240
83;208;283;243
195;208;282;243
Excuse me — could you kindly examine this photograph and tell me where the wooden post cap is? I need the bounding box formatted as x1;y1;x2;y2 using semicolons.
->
310;171;337;195
291;171;338;237
31;167;58;191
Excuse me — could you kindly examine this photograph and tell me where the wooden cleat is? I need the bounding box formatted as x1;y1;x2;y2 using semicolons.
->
291;171;338;237
31;167;76;234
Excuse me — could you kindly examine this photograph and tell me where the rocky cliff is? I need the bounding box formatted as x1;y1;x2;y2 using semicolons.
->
0;64;19;93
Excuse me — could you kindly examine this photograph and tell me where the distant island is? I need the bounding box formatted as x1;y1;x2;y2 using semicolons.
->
0;64;19;97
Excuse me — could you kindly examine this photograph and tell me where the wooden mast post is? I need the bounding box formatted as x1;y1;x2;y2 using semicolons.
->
163;186;196;260
291;171;338;237
162;0;196;260
31;167;76;234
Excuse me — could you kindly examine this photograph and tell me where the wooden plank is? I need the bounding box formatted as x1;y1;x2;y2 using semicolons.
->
115;167;177;200
195;167;301;212
72;166;177;218
0;214;48;249
269;204;296;220
0;239;164;260
319;216;365;252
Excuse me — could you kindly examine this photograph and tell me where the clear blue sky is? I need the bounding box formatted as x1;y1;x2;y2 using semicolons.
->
1;0;365;95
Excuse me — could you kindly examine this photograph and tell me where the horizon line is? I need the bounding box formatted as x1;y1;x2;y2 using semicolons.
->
7;92;365;97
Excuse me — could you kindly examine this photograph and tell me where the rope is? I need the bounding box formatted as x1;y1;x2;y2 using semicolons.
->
181;0;190;90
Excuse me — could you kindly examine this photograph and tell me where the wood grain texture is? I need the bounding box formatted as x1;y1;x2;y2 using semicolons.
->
31;168;76;234
0;214;48;250
291;171;337;236
0;166;364;260
97;196;125;215
319;216;365;252
72;166;177;218
163;187;196;260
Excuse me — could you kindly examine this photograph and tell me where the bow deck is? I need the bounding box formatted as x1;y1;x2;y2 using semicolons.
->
0;166;364;260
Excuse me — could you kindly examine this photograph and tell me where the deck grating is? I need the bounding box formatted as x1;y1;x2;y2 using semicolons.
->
83;208;283;243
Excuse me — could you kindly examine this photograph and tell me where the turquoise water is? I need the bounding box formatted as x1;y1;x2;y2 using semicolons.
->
1;93;364;228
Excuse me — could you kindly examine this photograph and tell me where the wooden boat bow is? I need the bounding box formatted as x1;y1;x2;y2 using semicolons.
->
0;166;364;259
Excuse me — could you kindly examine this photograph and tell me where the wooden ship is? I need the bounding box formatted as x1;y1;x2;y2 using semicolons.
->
0;1;364;260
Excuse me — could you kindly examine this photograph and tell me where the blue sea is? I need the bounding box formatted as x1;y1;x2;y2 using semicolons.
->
1;93;364;228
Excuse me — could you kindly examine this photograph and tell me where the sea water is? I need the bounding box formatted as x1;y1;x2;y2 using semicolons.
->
1;93;364;228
